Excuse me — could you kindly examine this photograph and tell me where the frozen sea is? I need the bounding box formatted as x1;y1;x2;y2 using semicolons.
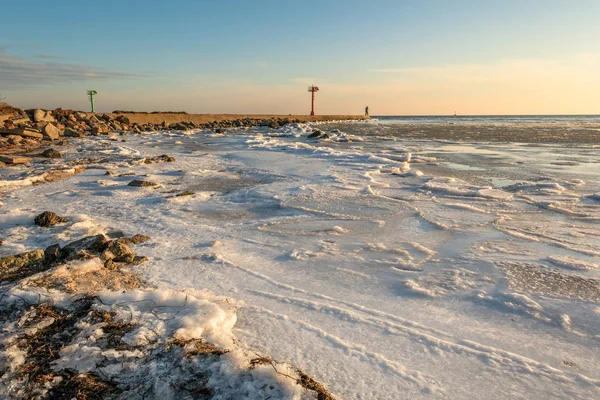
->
1;117;599;399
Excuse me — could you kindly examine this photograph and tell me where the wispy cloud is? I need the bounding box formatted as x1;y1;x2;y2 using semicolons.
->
0;50;148;88
33;54;74;61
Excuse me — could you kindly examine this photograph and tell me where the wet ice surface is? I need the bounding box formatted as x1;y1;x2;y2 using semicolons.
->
1;123;599;399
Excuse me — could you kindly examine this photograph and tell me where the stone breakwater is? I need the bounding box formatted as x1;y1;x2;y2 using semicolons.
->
1;107;365;140
0;106;365;164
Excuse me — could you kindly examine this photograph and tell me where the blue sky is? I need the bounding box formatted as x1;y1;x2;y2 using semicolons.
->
1;0;599;114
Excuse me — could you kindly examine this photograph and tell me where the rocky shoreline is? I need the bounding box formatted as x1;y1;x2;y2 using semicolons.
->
1;105;366;166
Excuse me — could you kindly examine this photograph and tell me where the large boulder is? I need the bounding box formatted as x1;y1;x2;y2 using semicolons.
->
11;115;31;126
63;128;86;138
34;211;68;227
33;109;56;123
42;123;61;140
33;109;45;122
74;112;87;121
22;128;44;139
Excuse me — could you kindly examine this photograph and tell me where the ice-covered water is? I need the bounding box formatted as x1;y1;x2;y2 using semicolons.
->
372;114;600;125
1;121;599;399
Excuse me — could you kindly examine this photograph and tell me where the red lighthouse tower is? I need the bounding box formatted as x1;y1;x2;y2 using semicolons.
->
308;86;319;116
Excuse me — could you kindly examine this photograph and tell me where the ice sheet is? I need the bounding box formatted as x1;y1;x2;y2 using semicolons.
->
1;123;599;399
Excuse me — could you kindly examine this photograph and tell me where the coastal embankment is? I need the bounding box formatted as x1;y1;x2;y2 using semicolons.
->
0;104;366;164
111;111;367;126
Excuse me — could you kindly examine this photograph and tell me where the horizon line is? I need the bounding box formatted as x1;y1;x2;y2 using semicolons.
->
372;113;600;117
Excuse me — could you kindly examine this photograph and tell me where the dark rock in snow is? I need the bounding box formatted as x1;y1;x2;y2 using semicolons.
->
128;180;159;187
35;211;68;227
307;130;328;139
41;148;62;158
144;154;175;164
61;234;110;259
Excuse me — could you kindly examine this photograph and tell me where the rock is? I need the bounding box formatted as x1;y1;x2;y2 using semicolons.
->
11;116;31;126
0;250;45;281
7;135;22;145
127;180;159;187
0;155;32;165
106;230;126;239
0;127;43;139
131;234;151;244
61;234;110;259
116;115;130;124
34;211;68;227
33;109;45;122
91;125;108;135
269;121;279;129
132;256;149;265
88;115;102;123
41;148;62;158
170;123;188;131
32;109;55;123
64;128;86;138
215;128;225;133
42;123;61;140
20;128;43;139
102;241;135;263
0;250;44;269
44;244;61;263
307;130;324;138
0;114;12;124
168;190;195;198
117;234;151;245
144;154;175;164
104;259;116;269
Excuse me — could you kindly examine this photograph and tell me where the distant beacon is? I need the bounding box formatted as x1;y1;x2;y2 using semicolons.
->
308;86;319;116
87;90;98;113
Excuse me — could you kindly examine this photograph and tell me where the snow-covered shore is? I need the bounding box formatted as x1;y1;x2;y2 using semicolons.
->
1;122;599;399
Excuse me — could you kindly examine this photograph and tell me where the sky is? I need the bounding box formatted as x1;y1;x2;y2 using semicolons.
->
1;0;599;115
